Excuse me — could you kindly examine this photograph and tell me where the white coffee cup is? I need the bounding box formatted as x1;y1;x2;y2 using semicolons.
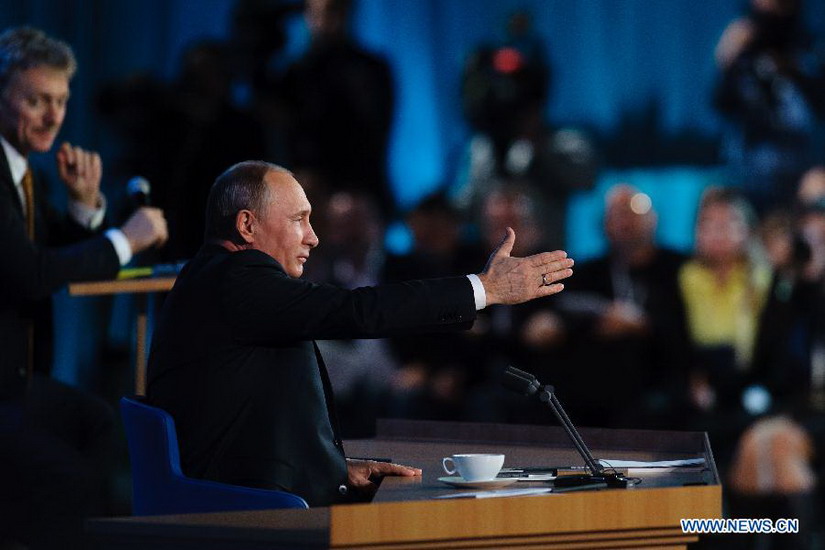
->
442;453;505;482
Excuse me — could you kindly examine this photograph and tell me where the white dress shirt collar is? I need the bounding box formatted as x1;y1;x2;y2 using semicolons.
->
1;134;132;265
1;135;28;186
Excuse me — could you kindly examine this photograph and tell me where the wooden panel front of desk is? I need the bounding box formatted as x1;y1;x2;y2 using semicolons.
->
330;486;717;549
88;420;721;549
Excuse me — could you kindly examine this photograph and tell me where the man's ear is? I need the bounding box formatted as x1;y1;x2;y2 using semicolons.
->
235;210;255;244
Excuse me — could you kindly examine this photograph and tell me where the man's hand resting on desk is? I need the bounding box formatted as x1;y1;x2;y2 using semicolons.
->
346;458;422;498
478;227;574;306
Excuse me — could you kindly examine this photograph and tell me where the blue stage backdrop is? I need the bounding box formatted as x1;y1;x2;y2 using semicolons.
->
2;0;823;207
1;0;823;388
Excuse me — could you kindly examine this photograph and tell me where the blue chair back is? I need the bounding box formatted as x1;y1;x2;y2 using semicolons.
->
120;396;308;515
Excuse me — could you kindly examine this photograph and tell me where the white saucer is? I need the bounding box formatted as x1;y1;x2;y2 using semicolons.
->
438;476;519;489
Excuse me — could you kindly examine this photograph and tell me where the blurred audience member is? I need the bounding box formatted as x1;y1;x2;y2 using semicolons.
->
714;0;825;214
383;192;480;282
748;167;825;412
98;39;265;260
165;41;267;259
382;193;483;422
227;0;302;160
454;10;597;250
795;166;825;285
750;207;821;410
676;187;778;484
734;207;818;533
680;187;771;414
303;192;396;436
304;191;384;287
228;0;300;103
745;167;825;413
281;0;395;216
726;165;825;550
554;185;691;428
796;165;825;207
727;416;817;550
463;186;568;424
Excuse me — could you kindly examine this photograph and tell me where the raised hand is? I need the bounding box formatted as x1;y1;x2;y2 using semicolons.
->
56;142;102;208
477;227;574;306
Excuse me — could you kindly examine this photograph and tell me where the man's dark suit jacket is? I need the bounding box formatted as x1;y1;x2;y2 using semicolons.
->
146;243;477;506
0;145;121;547
0;148;120;399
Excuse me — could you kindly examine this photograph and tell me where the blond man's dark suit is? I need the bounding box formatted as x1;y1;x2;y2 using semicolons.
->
0;149;120;398
0;147;120;547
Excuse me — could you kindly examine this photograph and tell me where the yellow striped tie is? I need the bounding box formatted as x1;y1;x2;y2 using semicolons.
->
21;168;36;384
21;168;35;239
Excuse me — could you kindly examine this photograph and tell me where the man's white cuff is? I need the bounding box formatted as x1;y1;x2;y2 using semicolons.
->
68;195;106;229
105;228;133;266
466;273;487;310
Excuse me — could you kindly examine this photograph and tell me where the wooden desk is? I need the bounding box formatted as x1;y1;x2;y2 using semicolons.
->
69;277;175;395
89;420;722;549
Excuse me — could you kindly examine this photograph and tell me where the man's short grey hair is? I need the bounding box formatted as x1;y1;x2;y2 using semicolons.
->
0;27;77;95
205;160;291;243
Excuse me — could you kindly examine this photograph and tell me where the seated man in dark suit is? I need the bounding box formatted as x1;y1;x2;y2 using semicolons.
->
0;26;168;548
147;160;574;506
555;184;690;429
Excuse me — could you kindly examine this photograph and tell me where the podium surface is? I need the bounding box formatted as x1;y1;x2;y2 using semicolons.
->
90;419;721;549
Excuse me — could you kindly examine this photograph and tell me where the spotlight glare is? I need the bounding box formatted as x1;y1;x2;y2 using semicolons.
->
630;193;652;215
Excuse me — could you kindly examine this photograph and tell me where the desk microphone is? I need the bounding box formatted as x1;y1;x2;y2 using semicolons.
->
501;366;633;488
127;176;151;207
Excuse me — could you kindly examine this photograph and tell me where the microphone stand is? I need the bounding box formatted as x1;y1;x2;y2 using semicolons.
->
502;366;630;488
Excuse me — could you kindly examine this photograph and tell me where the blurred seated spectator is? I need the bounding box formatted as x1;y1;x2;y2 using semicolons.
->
746;167;825;414
680;187;771;413
795;167;825;287
303;192;396;437
727;166;825;549
794;167;825;412
796;165;825;207
381;193;484;422
462;186;570;425
304;191;384;288
383;192;481;282
727;416;817;550
553;184;690;428
750;207;822;411
678;187;773;473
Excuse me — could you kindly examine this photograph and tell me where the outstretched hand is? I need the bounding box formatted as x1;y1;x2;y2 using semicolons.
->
478;227;573;306
346;458;422;498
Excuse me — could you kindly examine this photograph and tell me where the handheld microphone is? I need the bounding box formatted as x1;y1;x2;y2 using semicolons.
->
127;176;151;207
